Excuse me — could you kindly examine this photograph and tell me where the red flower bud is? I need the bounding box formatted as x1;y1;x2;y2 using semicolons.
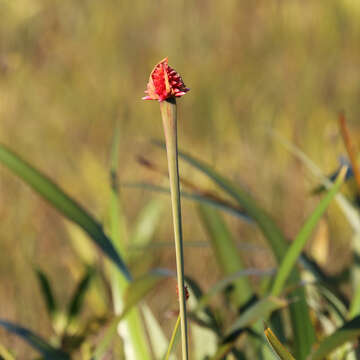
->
143;58;189;102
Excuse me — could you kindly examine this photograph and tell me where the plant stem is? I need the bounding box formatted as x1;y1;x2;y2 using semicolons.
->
160;98;189;360
165;315;181;360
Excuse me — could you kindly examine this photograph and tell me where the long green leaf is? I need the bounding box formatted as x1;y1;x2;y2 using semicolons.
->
34;267;58;321
123;182;252;222
130;199;164;251
194;269;274;315
67;267;95;322
264;325;295;360
142;305;172;360
154;142;315;359
198;205;253;306
309;315;360;360
0;144;131;281
271;167;347;296
164;315;181;360
108;124;152;360
225;297;288;342
93;269;172;359
0;320;70;360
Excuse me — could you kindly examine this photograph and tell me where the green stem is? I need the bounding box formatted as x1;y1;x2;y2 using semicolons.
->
165;315;181;360
160;98;189;360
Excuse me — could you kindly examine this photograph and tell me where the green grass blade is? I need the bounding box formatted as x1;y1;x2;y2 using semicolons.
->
108;124;152;360
309;315;360;360
0;144;131;281
130;199;164;251
123;182;252;222
271;167;347;297
0;320;70;360
264;325;295;360
142;305;172;360
0;343;15;360
123;269;173;311
155;143;315;358
198;205;253;306
67;267;95;323
194;269;275;315
164;315;181;360
224;297;288;342
34;267;58;321
93;269;172;359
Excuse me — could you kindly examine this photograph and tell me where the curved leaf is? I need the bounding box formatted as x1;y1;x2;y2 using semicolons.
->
198;205;253;306
34;267;57;320
264;325;295;360
309;315;360;360
0;144;131;281
67;267;95;322
224;297;288;343
0;320;70;360
123;182;252;222
194;268;275;314
271;166;347;296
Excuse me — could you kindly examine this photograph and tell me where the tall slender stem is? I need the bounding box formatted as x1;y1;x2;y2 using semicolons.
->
160;98;188;360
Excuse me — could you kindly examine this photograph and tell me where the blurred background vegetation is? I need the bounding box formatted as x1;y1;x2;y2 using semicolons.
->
1;0;360;357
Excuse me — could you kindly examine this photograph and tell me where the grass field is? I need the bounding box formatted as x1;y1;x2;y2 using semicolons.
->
1;1;360;359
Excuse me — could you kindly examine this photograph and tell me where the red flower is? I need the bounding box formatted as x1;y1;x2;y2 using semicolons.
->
143;58;189;102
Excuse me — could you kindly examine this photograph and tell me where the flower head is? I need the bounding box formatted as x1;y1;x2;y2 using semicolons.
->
143;58;189;102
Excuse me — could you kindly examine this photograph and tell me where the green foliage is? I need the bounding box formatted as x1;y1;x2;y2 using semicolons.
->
309;315;360;360
0;320;70;360
2;4;360;356
198;205;253;305
271;166;347;296
264;325;295;360
0;145;131;281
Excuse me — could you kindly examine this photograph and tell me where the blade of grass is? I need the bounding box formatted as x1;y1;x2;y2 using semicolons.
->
194;269;275;315
0;320;70;360
266;129;360;232
108;124;152;360
164;315;181;360
268;129;360;322
224;297;288;343
0;144;131;281
309;315;360;360
154;141;315;359
67;267;95;324
130;199;164;249
141;305;173;360
93;269;173;359
198;205;253;306
34;267;58;322
271;166;347;296
123;182;252;222
264;325;295;360
185;275;219;333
